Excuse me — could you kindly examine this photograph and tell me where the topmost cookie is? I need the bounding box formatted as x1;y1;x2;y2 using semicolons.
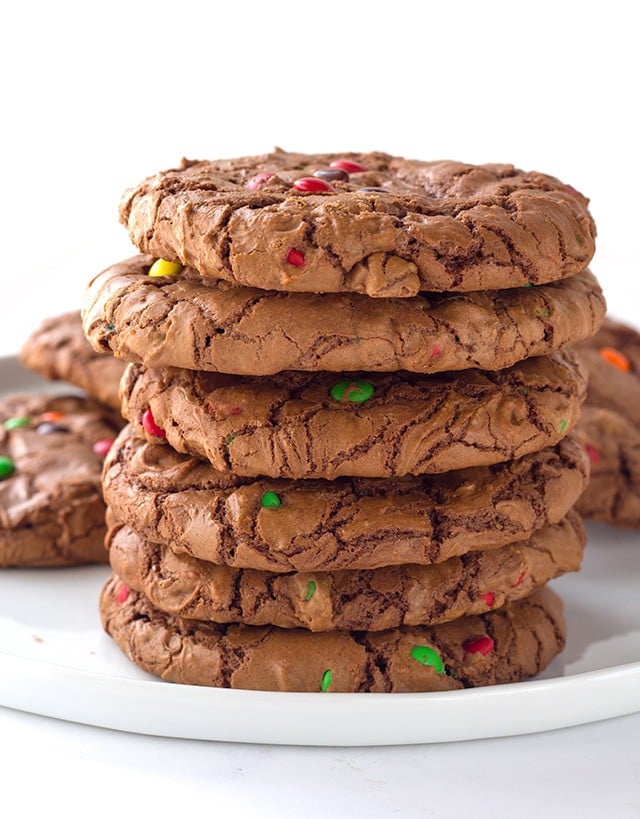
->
119;150;595;297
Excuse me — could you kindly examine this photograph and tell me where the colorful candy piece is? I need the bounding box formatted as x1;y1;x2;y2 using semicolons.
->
246;172;274;190
330;159;366;173
93;438;115;458
41;411;65;423
37;423;70;435
514;572;525;587
320;669;333;692
148;259;183;278
409;645;445;674
559;418;568;433
305;580;317;601
330;379;375;404
429;344;442;360
3;416;30;430
141;408;166;439
482;592;496;607
0;455;15;480
260;491;282;509
599;346;631;373
313;168;349;182
116;584;130;604
585;444;601;464
462;636;495;656
564;184;584;198
285;248;305;268
293;177;334;193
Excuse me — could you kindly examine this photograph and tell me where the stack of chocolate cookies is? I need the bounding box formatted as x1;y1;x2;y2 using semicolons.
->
83;151;605;692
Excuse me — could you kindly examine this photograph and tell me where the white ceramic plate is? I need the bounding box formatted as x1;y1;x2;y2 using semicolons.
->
0;356;639;746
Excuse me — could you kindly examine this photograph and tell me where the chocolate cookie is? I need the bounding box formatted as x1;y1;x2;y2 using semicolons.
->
101;578;566;692
120;350;587;479
82;256;605;376
20;311;125;410
104;425;588;571
575;408;640;527
0;394;121;567
575;318;640;427
119;151;595;296
107;513;584;632
573;318;640;526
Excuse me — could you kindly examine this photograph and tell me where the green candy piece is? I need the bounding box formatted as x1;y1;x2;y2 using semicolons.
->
535;308;551;318
3;416;30;430
261;491;282;509
225;434;236;446
410;645;445;675
305;580;317;601
559;418;568;432
330;379;374;404
576;234;584;246
320;669;333;692
0;456;15;480
523;282;534;288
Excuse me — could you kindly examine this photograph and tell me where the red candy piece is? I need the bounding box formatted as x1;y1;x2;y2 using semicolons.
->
514;572;525;587
585;444;601;464
482;592;495;607
93;438;115;458
330;160;366;173
564;184;584;198
462;636;495;656
430;344;442;360
246;172;273;190
117;584;130;604
142;408;166;439
286;248;305;268
229;406;243;416
293;177;334;193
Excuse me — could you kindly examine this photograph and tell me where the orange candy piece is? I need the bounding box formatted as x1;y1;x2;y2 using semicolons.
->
599;347;631;373
41;411;65;422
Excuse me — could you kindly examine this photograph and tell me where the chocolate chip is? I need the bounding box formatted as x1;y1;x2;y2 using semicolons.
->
313;168;349;182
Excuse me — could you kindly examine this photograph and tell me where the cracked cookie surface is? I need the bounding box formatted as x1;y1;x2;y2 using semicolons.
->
82;256;605;376
104;425;588;571
0;394;122;566
120;350;587;479
101;578;566;692
574;319;640;526
119;150;595;296
107;513;584;631
21;311;126;410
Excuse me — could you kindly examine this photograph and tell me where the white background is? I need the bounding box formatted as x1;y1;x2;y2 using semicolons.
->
0;1;639;816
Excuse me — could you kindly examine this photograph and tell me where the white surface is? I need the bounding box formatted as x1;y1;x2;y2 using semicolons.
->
0;358;639;745
0;1;639;811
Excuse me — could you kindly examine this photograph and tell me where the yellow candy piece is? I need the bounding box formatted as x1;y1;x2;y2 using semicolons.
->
148;259;183;278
